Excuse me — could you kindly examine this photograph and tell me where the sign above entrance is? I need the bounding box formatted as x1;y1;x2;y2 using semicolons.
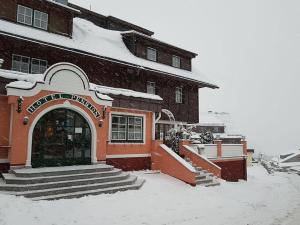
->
27;93;100;118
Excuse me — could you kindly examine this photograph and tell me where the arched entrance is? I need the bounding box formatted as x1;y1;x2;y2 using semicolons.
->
31;108;92;168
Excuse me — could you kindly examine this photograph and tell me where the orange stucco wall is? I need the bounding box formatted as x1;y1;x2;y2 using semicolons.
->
7;90;110;166
0;96;10;159
151;141;196;185
106;108;153;156
4;90;155;167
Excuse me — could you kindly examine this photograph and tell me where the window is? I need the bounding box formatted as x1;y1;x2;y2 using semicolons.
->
147;48;157;61
34;10;48;30
111;115;144;143
175;87;183;103
12;54;30;73
31;58;48;74
111;116;127;141
17;5;33;26
172;55;181;68
146;81;156;95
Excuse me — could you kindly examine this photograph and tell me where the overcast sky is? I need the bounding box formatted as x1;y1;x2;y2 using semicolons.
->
70;0;300;155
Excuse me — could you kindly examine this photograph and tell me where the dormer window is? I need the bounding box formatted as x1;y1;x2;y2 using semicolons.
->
17;5;48;30
34;10;48;30
172;55;181;68
146;81;156;95
17;5;33;26
147;47;157;61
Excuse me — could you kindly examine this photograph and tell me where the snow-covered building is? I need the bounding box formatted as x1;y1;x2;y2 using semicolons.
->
192;111;245;144
0;0;246;197
278;150;300;170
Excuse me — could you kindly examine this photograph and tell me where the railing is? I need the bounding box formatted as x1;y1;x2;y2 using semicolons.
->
190;141;246;159
180;145;221;178
221;144;244;157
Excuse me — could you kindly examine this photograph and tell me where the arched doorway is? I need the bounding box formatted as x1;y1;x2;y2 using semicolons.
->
31;108;92;168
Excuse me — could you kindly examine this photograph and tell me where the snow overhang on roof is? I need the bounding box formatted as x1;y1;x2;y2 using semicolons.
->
0;68;163;102
45;0;81;13
0;18;218;89
121;30;198;58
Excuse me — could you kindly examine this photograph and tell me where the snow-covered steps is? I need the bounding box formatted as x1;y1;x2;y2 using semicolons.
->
185;158;221;187
0;164;145;200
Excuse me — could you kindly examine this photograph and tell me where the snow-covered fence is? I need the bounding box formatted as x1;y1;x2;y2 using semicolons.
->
202;144;218;158
189;143;245;159
221;144;244;157
189;144;218;158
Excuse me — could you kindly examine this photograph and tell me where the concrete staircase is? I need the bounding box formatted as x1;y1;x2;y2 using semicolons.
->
0;164;145;200
185;158;220;187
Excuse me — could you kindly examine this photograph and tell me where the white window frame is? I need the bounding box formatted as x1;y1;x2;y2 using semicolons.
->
109;112;146;144
33;10;48;30
175;87;183;104
127;117;143;141
172;55;181;68
146;81;156;95
31;58;48;74
12;54;30;73
147;47;157;61
111;115;127;141
17;5;33;26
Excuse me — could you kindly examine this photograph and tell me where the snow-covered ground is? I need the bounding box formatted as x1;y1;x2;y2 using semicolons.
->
0;165;299;225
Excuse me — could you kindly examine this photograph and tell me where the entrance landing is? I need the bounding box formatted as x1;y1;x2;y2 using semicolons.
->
0;164;144;200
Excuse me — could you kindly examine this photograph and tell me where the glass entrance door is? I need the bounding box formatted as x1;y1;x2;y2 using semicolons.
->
32;108;92;168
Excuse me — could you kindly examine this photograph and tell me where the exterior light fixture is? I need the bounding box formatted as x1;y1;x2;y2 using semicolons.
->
23;116;29;125
16;96;24;113
98;119;103;128
102;106;107;119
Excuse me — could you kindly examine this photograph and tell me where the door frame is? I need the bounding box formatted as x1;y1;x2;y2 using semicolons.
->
26;102;97;167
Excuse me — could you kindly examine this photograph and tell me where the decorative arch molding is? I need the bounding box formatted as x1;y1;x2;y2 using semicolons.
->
6;62;113;107
25;102;98;167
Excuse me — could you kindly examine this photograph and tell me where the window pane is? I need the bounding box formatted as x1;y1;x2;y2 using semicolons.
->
128;133;134;139
33;10;48;30
17;5;32;25
147;48;157;61
135;133;142;140
119;125;126;131
18;5;25;14
135;118;142;125
112;116;119;124
128;117;134;125
120;117;126;124
172;56;181;68
112;132;118;140
31;58;48;74
119;132;126;139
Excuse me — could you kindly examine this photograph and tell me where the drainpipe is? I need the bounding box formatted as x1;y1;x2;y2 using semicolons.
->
152;112;161;140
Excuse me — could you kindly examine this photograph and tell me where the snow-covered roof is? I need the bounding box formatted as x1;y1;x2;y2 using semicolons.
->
198;112;225;126
212;133;244;139
279;150;300;164
121;30;197;56
90;84;162;101
0;18;217;88
0;69;162;101
46;0;81;13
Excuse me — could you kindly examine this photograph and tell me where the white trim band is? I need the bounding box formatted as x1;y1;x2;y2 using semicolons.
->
106;154;151;159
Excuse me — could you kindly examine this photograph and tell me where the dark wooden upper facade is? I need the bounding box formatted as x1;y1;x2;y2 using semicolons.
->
0;0;216;123
0;0;78;37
